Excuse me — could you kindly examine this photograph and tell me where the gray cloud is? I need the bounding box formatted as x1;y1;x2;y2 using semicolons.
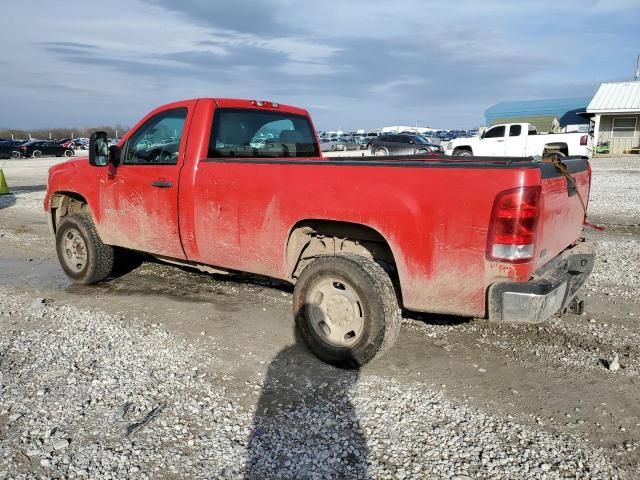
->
143;0;299;36
1;0;639;130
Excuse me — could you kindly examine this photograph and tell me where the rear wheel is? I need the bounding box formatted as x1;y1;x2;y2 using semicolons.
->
55;214;115;285
64;149;74;157
10;151;20;159
32;150;42;158
374;147;389;156
293;254;401;368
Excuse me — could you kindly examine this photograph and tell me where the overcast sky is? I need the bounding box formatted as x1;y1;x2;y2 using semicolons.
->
1;0;639;131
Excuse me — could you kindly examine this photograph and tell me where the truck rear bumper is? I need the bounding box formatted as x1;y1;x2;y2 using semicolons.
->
488;240;595;323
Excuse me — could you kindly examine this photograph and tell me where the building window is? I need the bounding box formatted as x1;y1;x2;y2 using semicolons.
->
612;117;637;138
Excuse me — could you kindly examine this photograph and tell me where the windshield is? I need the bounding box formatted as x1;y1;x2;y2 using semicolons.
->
209;108;319;158
411;135;430;144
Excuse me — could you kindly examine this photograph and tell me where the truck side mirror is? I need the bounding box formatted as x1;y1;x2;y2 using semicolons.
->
89;131;109;166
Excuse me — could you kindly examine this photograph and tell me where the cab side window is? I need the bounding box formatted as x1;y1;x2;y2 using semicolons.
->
124;108;187;165
484;126;506;139
509;125;522;136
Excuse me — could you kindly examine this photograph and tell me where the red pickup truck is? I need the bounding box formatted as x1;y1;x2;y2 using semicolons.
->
45;98;594;367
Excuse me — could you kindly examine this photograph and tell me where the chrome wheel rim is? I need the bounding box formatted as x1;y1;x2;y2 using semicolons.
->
62;228;88;272
306;277;365;347
374;149;387;156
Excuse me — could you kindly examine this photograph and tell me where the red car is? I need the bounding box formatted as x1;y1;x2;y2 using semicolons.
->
45;98;594;367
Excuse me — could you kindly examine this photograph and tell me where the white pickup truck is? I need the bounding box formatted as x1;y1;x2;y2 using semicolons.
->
443;123;590;158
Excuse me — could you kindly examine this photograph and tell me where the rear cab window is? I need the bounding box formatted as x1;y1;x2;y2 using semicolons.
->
209;109;319;158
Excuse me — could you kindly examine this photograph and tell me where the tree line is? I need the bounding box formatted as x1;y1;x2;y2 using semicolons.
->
0;125;129;141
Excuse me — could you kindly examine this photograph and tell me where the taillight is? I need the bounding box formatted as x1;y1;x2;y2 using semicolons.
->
20;146;26;150
580;134;588;146
487;186;541;263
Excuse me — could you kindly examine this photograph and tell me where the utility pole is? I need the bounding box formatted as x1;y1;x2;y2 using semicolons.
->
635;54;639;81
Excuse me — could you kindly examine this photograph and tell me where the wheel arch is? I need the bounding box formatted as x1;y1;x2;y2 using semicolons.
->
543;142;569;156
453;146;473;154
285;219;402;298
49;191;91;233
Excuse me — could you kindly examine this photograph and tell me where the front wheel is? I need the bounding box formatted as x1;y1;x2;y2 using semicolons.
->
453;148;472;157
32;150;42;158
10;151;20;159
64;149;74;157
293;254;401;368
55;214;115;284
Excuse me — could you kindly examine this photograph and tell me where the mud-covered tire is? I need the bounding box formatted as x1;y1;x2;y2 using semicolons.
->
55;213;114;285
293;254;401;368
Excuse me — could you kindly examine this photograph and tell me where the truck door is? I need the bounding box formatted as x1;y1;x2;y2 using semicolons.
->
98;106;191;259
504;124;526;156
476;125;506;156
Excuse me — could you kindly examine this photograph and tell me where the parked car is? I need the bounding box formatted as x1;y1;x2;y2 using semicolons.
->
354;136;370;150
57;138;77;149
0;140;26;159
18;140;74;158
370;134;443;156
444;123;590;157
319;137;340;152
73;138;90;149
334;136;359;151
46;97;594;368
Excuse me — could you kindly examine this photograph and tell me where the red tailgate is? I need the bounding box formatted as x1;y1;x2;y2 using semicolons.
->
534;158;591;271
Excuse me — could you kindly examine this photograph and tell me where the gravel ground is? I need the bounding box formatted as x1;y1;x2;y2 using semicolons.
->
588;157;640;225
0;155;639;479
0;289;624;479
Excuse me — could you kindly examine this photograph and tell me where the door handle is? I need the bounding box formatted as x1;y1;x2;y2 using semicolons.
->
496;139;504;142
151;180;173;188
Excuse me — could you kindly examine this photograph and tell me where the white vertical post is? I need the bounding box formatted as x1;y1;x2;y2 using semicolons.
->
592;114;601;157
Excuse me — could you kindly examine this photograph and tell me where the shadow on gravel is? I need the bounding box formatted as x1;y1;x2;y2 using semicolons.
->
114;257;295;295
107;249;147;280
10;184;48;193
245;326;369;479
403;309;473;326
0;193;16;210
